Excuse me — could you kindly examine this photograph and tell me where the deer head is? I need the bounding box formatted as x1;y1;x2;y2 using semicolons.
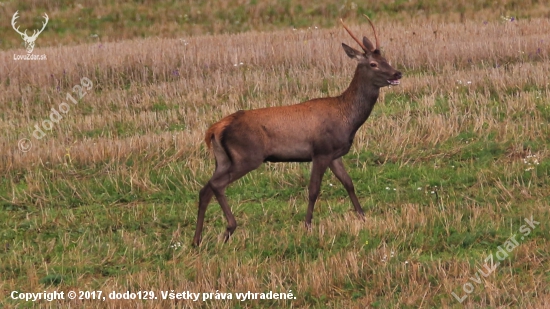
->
12;11;49;54
340;15;402;88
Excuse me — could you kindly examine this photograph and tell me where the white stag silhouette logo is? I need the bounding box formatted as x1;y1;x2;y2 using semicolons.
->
11;11;49;54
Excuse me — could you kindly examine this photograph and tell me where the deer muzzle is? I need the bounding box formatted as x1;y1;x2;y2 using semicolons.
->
387;71;402;85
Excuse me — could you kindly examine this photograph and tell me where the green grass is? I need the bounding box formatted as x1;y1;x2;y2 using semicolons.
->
2;0;547;50
2;130;548;306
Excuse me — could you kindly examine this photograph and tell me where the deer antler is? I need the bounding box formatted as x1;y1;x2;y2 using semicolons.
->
11;11;26;37
31;13;49;39
340;18;368;53
363;14;380;51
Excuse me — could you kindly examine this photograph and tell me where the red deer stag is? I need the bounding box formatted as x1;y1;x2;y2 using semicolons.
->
193;16;402;246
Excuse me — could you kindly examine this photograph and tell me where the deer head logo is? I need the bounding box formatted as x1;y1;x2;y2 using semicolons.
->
11;11;49;54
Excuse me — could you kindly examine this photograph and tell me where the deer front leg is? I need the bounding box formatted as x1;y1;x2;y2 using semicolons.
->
329;157;365;218
305;157;331;229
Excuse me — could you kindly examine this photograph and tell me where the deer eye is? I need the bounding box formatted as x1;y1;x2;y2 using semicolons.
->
370;62;378;68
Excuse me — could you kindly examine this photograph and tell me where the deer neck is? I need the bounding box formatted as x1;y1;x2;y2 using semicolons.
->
340;66;380;132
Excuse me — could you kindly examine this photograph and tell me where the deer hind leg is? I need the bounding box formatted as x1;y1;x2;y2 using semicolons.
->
194;139;262;245
193;182;215;246
305;156;332;229
193;137;233;246
328;157;365;218
210;160;262;243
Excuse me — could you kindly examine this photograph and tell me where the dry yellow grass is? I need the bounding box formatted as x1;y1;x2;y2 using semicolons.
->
2;18;549;173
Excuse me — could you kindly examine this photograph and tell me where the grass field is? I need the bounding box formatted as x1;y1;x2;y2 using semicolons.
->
1;0;550;308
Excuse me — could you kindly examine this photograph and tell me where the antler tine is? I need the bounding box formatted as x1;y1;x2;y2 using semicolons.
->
11;11;25;36
37;13;49;34
363;14;380;50
340;18;368;53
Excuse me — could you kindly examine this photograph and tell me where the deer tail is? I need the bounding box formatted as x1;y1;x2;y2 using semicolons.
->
204;112;242;151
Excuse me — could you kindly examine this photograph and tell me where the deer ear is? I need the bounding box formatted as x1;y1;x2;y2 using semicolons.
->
362;37;375;53
342;43;365;60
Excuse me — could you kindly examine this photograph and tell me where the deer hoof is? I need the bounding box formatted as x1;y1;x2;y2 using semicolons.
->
223;231;232;243
192;237;201;247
